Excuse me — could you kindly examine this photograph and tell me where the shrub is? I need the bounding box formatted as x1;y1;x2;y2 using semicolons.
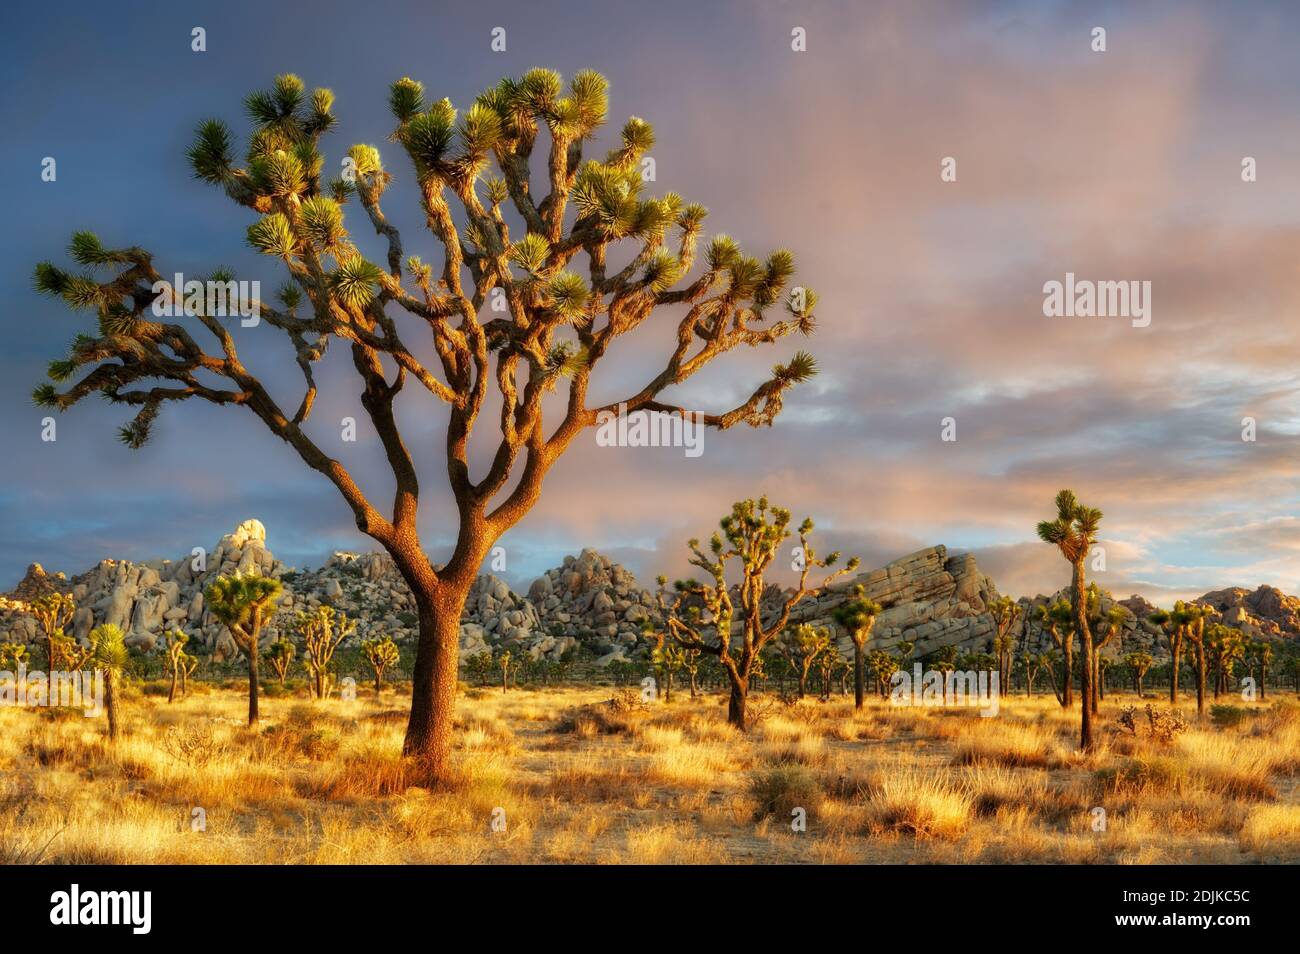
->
748;764;822;821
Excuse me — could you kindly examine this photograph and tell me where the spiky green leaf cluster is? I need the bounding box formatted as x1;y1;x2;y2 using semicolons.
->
330;254;382;309
775;350;818;384
247;213;297;257
299;195;345;249
544;272;589;319
388;76;425;122
187;119;234;183
508;233;551;274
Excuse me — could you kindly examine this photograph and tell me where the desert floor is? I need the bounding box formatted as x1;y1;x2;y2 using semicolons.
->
2;682;1298;864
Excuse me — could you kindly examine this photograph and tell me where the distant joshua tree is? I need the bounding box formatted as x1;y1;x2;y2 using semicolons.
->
32;69;825;783
205;573;283;726
163;628;190;702
1149;602;1193;705
776;623;831;698
266;636;296;687
988;596;1022;694
1036;489;1103;751
1033;600;1075;707
0;641;28;670
296;606;355;699
831;584;883;710
1182;603;1214;717
361;636;401;692
1085;584;1127;715
29;592;76;670
660;498;858;728
1124;651;1154;699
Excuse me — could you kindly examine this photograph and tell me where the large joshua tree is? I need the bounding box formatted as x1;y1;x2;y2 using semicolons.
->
31;71;822;782
1036;489;1103;751
659;498;858;728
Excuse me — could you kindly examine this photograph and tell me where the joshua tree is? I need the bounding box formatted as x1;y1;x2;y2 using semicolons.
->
32;70;825;783
682;648;701;697
361;635;401;692
266;636;296;686
162;628;190;702
776;622;831;698
297;605;355;699
660;498;857;728
205;572;283;726
496;650;512;694
1149;603;1193;705
1282;648;1300;695
1018;651;1043;696
90;623;127;740
179;649;200;697
831;584;883;710
1124;651;1154;698
930;645;958;704
0;641;29;670
1182;602;1214;717
1033;600;1075;707
1036;489;1103;751
1085;585;1127;715
867;650;900;698
817;642;845;700
988;595;1022;691
29;592;76;670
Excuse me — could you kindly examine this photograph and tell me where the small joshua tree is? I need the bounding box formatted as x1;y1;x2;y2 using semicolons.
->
988;595;1022;692
1018;651;1045;696
205;573;283;726
930;645;958;704
1036;488;1103;751
162;628;190;703
1149;603;1193;705
867;649;899;698
296;605;355;699
266;636;296;687
90;623;127;740
179;649;200;697
1033;600;1075;707
776;623;830;698
1085;584;1127;714
29;592;76;670
659;498;858;729
33;68;827;783
1124;651;1154;698
1182;602;1215;717
496;649;512;694
831;584;883;710
0;641;28;671
361;635;400;692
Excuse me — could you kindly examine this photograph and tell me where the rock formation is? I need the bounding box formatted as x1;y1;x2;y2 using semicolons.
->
1;521;1294;667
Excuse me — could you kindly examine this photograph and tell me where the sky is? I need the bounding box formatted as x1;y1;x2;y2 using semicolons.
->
0;0;1297;603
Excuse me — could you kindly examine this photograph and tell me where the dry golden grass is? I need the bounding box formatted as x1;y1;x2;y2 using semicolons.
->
1;684;1296;863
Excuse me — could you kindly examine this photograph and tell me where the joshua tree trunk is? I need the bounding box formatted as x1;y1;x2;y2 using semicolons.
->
852;638;866;710
403;587;466;784
168;669;178;704
727;674;748;729
1169;635;1182;704
246;643;260;727
1194;644;1207;717
1071;559;1094;752
105;670;120;741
